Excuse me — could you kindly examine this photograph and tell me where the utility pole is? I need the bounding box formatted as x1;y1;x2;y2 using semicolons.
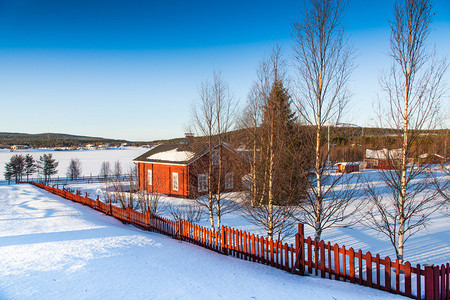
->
327;125;330;165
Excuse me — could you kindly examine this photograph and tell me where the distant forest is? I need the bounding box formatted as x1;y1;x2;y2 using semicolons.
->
1;128;447;164
0;132;128;148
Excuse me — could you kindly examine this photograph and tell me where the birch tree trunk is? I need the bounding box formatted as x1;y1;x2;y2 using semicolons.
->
293;0;354;242
364;0;447;263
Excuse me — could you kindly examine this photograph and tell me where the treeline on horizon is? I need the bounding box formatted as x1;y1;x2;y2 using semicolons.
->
0;132;128;148
2;128;448;164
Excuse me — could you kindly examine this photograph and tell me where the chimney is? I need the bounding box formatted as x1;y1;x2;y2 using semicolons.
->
185;132;194;144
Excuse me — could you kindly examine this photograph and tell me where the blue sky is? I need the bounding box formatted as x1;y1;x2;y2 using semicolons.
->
0;0;449;141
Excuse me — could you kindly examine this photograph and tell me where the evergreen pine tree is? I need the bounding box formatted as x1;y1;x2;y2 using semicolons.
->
7;155;25;183
259;78;307;207
37;154;58;183
4;162;13;184
263;79;296;131
24;154;36;181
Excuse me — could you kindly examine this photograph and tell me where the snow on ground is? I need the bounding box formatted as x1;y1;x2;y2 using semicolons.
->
1;147;448;266
65;169;450;267
0;184;404;300
0;147;148;179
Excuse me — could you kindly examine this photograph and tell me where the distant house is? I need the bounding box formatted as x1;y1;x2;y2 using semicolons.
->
10;145;29;151
418;153;447;164
133;142;248;198
85;144;96;150
335;162;360;174
365;148;402;169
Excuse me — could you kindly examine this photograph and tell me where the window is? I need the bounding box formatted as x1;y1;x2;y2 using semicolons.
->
211;149;220;166
172;172;179;191
198;174;208;192
148;169;152;186
225;172;233;189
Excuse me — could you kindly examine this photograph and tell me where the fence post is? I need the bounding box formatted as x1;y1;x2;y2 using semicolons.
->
298;223;304;237
293;233;303;275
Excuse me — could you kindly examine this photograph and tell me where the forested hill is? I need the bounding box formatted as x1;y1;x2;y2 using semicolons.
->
0;132;128;148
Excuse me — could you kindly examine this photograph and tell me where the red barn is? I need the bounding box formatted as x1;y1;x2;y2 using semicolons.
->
133;142;248;198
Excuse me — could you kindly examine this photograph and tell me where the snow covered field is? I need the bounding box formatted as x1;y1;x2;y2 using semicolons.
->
0;147;148;180
68;176;450;265
0;184;405;299
1;147;449;271
64;170;450;267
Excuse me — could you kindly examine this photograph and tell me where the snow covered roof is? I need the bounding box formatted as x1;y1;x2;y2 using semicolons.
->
365;148;402;160
134;142;246;166
147;148;195;162
419;153;445;159
335;162;360;166
133;143;206;165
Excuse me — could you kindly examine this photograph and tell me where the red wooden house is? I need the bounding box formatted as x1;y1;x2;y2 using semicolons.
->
133;142;248;198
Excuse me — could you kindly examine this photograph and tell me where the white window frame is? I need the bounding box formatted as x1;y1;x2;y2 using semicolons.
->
198;174;208;192
148;169;152;186
225;172;233;189
172;172;179;191
211;149;220;166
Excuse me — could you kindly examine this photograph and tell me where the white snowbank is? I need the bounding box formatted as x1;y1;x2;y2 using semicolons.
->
0;184;403;299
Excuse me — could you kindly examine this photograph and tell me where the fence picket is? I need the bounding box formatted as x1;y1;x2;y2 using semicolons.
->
328;242;332;279
405;261;411;297
385;256;391;292
342;245;347;280
366;252;373;287
375;254;380;288
334;243;339;281
395;259;400;294
349;248;355;283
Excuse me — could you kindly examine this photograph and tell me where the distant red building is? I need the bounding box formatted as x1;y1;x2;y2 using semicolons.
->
336;162;360;174
133;142;248;198
365;148;402;169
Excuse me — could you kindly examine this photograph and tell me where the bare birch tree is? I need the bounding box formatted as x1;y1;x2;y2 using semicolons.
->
137;171;165;214
292;0;358;241
191;70;237;232
66;158;82;180
99;161;111;180
168;201;204;223
114;160;122;179
365;0;448;262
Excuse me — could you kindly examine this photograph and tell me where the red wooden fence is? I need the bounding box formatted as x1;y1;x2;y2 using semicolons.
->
29;182;449;300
